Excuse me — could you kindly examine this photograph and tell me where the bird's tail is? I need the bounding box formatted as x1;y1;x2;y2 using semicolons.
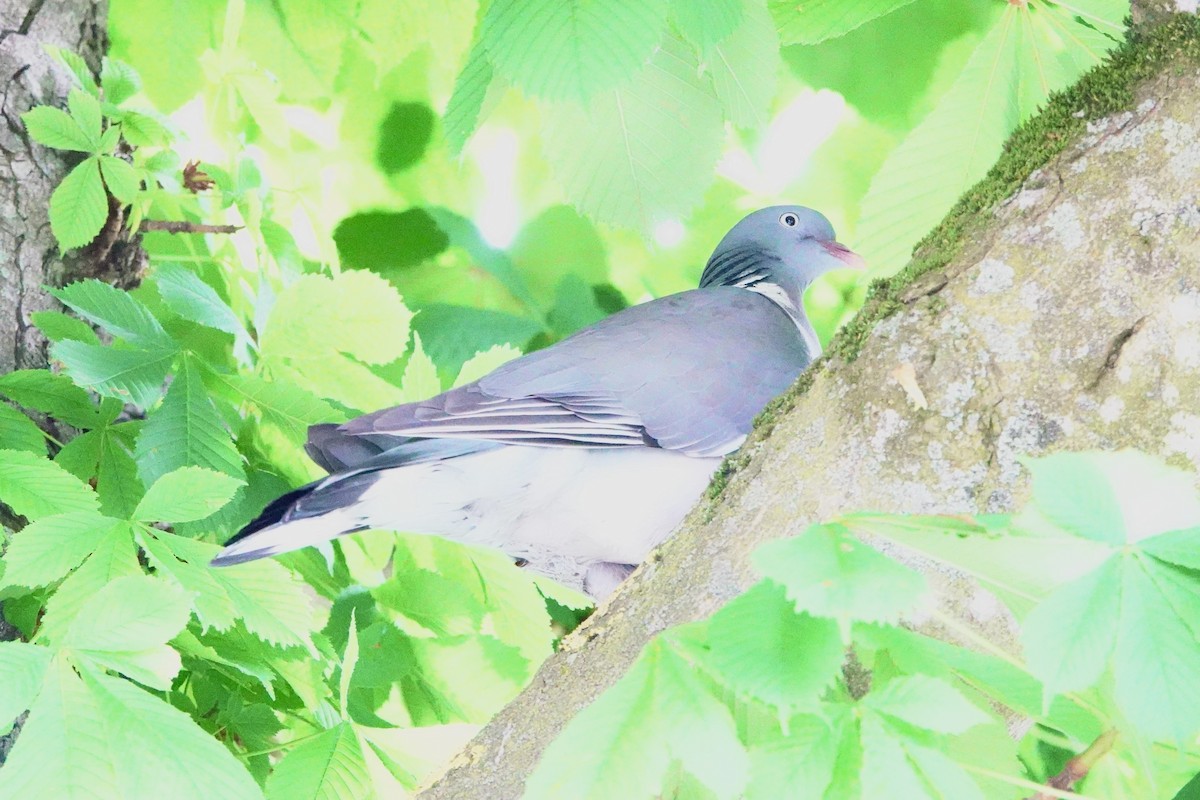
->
210;437;497;568
210;478;368;567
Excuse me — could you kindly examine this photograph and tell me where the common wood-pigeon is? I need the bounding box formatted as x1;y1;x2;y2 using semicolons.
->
212;206;862;597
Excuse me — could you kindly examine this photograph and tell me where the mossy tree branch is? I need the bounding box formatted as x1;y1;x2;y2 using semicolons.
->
419;14;1200;799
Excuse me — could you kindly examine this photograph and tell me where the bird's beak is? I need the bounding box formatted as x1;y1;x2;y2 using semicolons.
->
820;240;866;270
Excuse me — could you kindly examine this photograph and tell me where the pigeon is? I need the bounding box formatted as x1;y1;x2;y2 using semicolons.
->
211;206;863;597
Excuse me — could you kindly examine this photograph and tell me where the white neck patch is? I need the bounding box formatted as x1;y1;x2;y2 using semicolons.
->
747;283;823;359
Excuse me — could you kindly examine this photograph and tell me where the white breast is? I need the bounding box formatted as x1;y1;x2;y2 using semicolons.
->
357;446;720;566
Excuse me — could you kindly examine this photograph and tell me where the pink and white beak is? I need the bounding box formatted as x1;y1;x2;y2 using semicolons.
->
820;240;866;270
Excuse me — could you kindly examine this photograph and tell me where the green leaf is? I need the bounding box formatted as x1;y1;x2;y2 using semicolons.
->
0;404;45;454
707;581;843;711
770;0;919;45
340;611;360;720
455;345;521;387
46;46;99;95
0;658;112;798
169;628;275;694
53;425;143;518
265;723;370;800
745;714;840;800
0;643;52;736
51;280;172;347
120;110;172;146
0;449;98;520
509;203;609;306
412;305;540;381
20;106;96;152
30;310;100;344
856;3;1123;274
860;714;984;800
865;675;989;735
753;523;926;631
260;271;413;411
843;512;1112;611
211;373;338;445
54;429;104;482
100;57;141;105
38;524;142;643
134;355;244;486
374;571;487;645
672;0;743;53
858;624;1049;724
546;274;605;338
1169;771;1200;800
49;157;108;250
443;40;494;156
1141;525;1200;571
142;531;318;651
1115;555;1200;741
464;548;557;667
134;466;244;523
81;647;182;692
1024;451;1200;544
704;0;779;129
1024;452;1129;543
1021;556;1120;698
97;125;121;154
0;369;99;428
94;426;143;518
99;156;140;203
526;638;748;798
52;340;175;408
425;208;542;313
67;88;103;147
399;335;441;402
541;34;724;232
63;574;192;653
0;658;264;800
482;0;670;101
1;511;122;589
153;263;248;338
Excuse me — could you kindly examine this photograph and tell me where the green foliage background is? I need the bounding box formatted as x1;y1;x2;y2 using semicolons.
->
9;1;1200;798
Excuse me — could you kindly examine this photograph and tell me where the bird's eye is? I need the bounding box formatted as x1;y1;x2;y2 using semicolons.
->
780;212;799;227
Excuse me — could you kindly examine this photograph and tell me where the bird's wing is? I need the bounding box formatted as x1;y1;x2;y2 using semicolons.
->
305;424;501;473
339;287;812;457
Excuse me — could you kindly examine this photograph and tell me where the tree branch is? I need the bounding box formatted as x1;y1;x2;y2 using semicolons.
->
138;220;243;235
419;17;1200;799
1025;730;1118;800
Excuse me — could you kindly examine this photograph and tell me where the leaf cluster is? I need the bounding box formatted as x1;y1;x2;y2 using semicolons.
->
4;56;577;787
528;452;1200;799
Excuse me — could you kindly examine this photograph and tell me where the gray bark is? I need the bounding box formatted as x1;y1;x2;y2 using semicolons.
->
1;0;115;374
419;23;1200;800
0;0;114;765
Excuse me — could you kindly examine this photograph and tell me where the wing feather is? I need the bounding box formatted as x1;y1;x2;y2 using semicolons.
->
337;287;811;456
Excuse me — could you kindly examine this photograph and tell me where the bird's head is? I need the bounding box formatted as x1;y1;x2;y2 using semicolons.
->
699;205;863;322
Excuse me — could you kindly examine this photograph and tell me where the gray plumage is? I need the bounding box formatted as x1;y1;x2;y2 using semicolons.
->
341;287;810;456
212;206;861;597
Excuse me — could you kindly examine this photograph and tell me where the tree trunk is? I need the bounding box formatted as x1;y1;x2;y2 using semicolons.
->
419;15;1200;800
0;0;115;764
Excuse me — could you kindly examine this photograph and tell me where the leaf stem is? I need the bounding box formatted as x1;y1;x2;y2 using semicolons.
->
237;728;326;760
960;764;1098;799
928;608;1108;721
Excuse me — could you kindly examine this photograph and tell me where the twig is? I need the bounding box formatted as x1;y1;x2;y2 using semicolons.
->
138;220;242;235
1025;729;1118;800
963;765;1094;800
